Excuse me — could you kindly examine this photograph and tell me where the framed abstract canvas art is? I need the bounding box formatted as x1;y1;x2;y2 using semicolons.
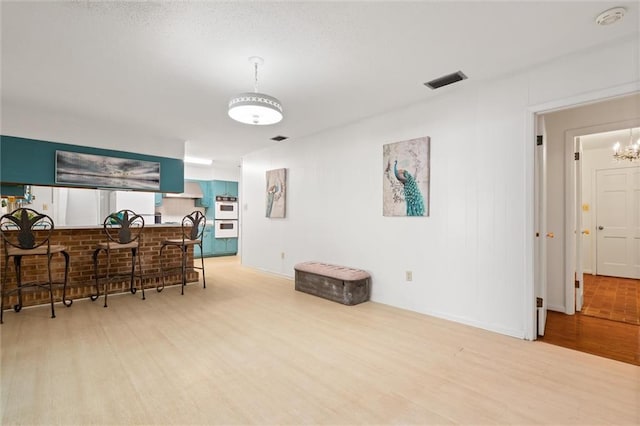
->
266;168;286;218
383;137;430;217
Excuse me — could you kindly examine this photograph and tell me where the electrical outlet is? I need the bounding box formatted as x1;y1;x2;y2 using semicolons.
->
42;203;49;211
281;252;285;259
405;271;412;281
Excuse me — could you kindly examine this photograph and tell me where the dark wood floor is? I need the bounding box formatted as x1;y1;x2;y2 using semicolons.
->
540;310;640;366
582;274;639;325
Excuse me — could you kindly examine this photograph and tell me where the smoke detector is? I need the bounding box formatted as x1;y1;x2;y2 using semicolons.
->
595;7;626;26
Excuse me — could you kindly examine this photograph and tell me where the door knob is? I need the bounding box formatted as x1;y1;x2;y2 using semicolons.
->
598;226;604;230
581;229;590;235
546;232;554;238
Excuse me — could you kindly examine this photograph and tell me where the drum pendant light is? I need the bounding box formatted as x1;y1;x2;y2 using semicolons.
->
228;56;283;125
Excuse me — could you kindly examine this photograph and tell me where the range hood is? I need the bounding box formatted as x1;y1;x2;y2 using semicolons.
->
163;181;204;199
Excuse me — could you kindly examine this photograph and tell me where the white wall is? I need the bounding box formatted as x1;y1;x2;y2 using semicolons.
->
241;36;640;339
184;163;241;182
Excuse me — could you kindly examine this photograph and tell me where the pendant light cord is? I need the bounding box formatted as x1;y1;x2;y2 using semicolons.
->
254;62;259;93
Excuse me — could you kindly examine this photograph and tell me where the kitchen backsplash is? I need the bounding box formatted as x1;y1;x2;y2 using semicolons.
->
156;198;205;223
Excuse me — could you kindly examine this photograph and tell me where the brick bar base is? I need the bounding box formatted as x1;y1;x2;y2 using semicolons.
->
1;225;200;309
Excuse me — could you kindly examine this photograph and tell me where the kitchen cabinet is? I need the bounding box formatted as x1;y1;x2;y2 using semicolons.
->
194;230;237;257
194;224;214;257
213;238;238;256
226;238;238;254
213;181;238;257
191;179;238;257
194;180;212;208
212;180;238;197
193;180;236;211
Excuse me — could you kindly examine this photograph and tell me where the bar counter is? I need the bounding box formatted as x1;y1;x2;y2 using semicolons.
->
0;224;199;309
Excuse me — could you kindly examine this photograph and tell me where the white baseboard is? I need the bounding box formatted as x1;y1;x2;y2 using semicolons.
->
548;304;566;313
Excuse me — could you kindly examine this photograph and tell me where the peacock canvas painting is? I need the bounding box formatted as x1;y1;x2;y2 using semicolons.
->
266;168;287;218
383;137;430;217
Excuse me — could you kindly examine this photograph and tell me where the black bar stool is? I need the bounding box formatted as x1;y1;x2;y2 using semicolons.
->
159;211;206;295
0;208;71;324
91;210;144;307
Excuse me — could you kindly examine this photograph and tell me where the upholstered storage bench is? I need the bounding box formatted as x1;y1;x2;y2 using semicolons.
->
294;262;370;305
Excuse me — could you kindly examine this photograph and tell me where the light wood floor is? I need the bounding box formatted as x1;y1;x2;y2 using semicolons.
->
2;257;639;425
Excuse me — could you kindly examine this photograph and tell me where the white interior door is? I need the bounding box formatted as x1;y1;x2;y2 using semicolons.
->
574;138;584;311
596;167;640;279
534;118;548;336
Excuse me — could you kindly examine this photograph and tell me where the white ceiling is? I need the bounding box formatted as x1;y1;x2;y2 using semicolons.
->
2;1;639;166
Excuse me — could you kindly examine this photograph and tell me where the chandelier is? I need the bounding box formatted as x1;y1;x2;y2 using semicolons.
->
228;56;283;125
612;128;640;162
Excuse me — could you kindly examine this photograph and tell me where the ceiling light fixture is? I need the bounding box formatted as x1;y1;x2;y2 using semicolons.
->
595;7;626;26
612;128;639;162
228;56;283;126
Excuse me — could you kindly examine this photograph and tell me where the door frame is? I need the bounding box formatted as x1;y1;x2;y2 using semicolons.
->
534;115;548;335
574;136;583;312
525;83;638;340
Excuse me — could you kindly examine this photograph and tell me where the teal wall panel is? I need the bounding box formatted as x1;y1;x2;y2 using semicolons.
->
0;184;25;197
0;135;184;193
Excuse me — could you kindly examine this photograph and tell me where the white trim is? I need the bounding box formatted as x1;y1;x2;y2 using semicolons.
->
547;304;566;313
417;309;525;340
524;111;536;340
564;131;576;314
529;83;640;115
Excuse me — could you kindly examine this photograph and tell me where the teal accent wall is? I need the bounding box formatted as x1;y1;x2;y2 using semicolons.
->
0;135;184;193
0;184;25;197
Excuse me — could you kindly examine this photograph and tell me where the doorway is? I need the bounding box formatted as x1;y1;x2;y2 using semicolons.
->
533;95;640;364
533;93;640;340
578;128;640;327
594;166;639;279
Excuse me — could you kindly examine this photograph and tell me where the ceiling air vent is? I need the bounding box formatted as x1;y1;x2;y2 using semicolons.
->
271;135;288;141
424;71;468;90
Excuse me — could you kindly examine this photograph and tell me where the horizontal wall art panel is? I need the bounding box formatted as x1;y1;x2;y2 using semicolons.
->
56;151;160;190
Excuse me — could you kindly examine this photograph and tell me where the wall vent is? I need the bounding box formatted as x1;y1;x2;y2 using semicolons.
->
271;135;288;141
424;71;467;89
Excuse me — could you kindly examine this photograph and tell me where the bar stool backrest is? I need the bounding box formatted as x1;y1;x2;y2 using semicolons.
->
0;208;54;250
103;209;144;244
182;211;205;242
